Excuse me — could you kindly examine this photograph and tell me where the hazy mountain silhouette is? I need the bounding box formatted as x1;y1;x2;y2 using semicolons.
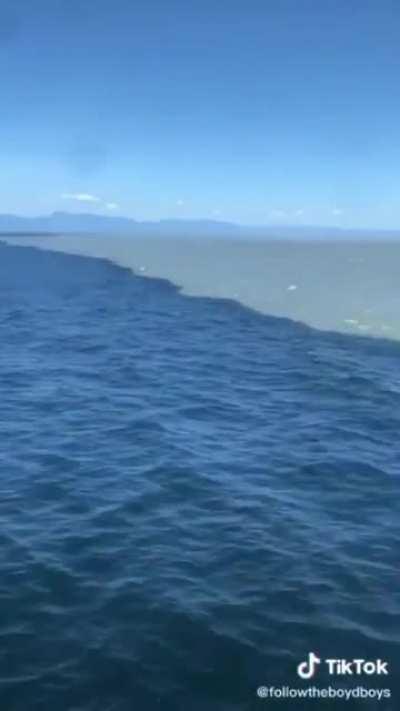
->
0;212;240;235
0;212;399;239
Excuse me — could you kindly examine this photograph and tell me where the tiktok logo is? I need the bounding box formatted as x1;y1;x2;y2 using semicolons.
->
297;652;321;679
297;653;389;679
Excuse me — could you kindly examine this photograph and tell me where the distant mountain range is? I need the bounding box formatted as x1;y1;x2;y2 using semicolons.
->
0;212;241;236
0;211;399;239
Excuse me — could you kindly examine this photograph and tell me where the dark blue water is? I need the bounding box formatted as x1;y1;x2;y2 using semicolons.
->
0;241;399;711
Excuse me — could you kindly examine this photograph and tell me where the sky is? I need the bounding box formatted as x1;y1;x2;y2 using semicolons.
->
1;0;400;228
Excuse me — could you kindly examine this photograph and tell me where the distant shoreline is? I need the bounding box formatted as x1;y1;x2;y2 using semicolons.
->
1;213;400;240
0;232;61;237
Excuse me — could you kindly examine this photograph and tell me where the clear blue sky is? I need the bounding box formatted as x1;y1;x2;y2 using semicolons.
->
1;0;399;228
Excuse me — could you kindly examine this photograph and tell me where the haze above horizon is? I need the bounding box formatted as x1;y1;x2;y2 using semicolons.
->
1;0;399;230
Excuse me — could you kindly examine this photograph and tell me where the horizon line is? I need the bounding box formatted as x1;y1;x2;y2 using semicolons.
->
1;211;400;234
0;210;400;235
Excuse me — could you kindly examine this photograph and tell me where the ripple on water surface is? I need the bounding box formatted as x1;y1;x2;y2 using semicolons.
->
0;242;399;711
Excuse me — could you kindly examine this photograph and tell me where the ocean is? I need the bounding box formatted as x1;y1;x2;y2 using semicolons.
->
0;238;399;710
5;234;400;338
